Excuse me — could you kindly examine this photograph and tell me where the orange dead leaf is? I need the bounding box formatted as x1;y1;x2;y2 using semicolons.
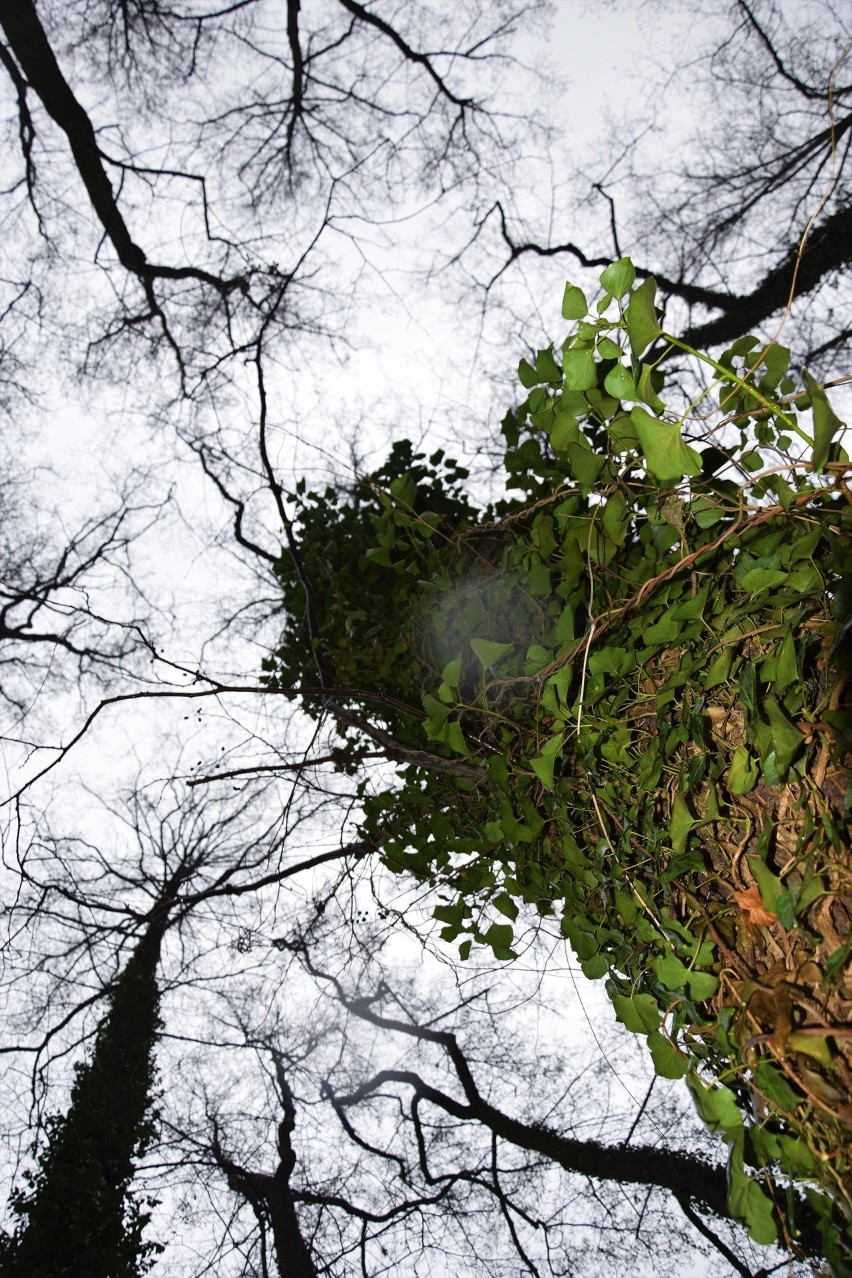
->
733;886;778;926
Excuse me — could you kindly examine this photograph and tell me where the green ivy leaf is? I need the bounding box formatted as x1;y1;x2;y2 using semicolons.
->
562;346;597;391
774;631;799;694
564;916;600;960
728;1141;778;1245
673;586;708;620
738;660;757;714
422;694;451;741
825;941;851;980
787;1032;833;1067
587;646;631;676
581;953;609;979
562;283;588;320
446;720;468;756
703;646;732;689
551;413;580;450
636;362;665;411
524;644;553;674
492;891;519;922
603;363;638;401
754;1128;816;1177
530;754;556;790
803;371;844;472
536;345;563;384
625;276;661;355
540;731;565;757
660;849;706;884
748;855;781;915
518;358;539;388
609;989;661;1034
648;1029;687;1079
607;412;640;449
687;970;719;1000
630;407;702;481
441;656;462;686
601;491;628;544
599;256;636;299
739;565;787;592
470;638;514;668
759;341;791;390
669;791;695;855
775;888;795;929
596;336;623;359
565;441;606;488
688;1075;743;1135
434;899;466;928
754;694;804;779
653;953;689;989
728;745;759;794
691;496;724;527
484;921;515;959
752;1063;801;1113
642;612;680;646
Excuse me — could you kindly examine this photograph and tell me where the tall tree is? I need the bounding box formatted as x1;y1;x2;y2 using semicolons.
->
0;910;165;1278
0;770;371;1273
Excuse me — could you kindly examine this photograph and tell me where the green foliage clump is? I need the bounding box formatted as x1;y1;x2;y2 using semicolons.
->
266;261;852;1264
264;440;480;752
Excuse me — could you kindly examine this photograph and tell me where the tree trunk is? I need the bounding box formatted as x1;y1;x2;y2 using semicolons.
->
0;917;165;1278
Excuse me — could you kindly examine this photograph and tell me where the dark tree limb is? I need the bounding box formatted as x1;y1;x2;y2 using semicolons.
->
674;1193;756;1278
0;1;250;297
209;1054;318;1278
0;38;42;232
483;199;737;308
734;0;851;102
680;201;852;349
285;0;306;161
332;1065;735;1222
191;442;279;566
485;197;852;349
335;0;475;109
300;956;825;1259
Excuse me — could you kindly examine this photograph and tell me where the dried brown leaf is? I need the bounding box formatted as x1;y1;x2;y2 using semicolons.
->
734;886;778;926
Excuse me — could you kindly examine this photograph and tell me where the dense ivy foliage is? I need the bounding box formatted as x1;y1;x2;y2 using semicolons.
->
266;260;852;1268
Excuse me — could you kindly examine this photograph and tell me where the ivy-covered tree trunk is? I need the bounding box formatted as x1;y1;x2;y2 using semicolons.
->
0;916;165;1278
265;261;852;1265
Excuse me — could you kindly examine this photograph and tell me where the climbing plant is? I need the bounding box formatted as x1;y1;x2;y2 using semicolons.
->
0;927;163;1278
265;259;852;1269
